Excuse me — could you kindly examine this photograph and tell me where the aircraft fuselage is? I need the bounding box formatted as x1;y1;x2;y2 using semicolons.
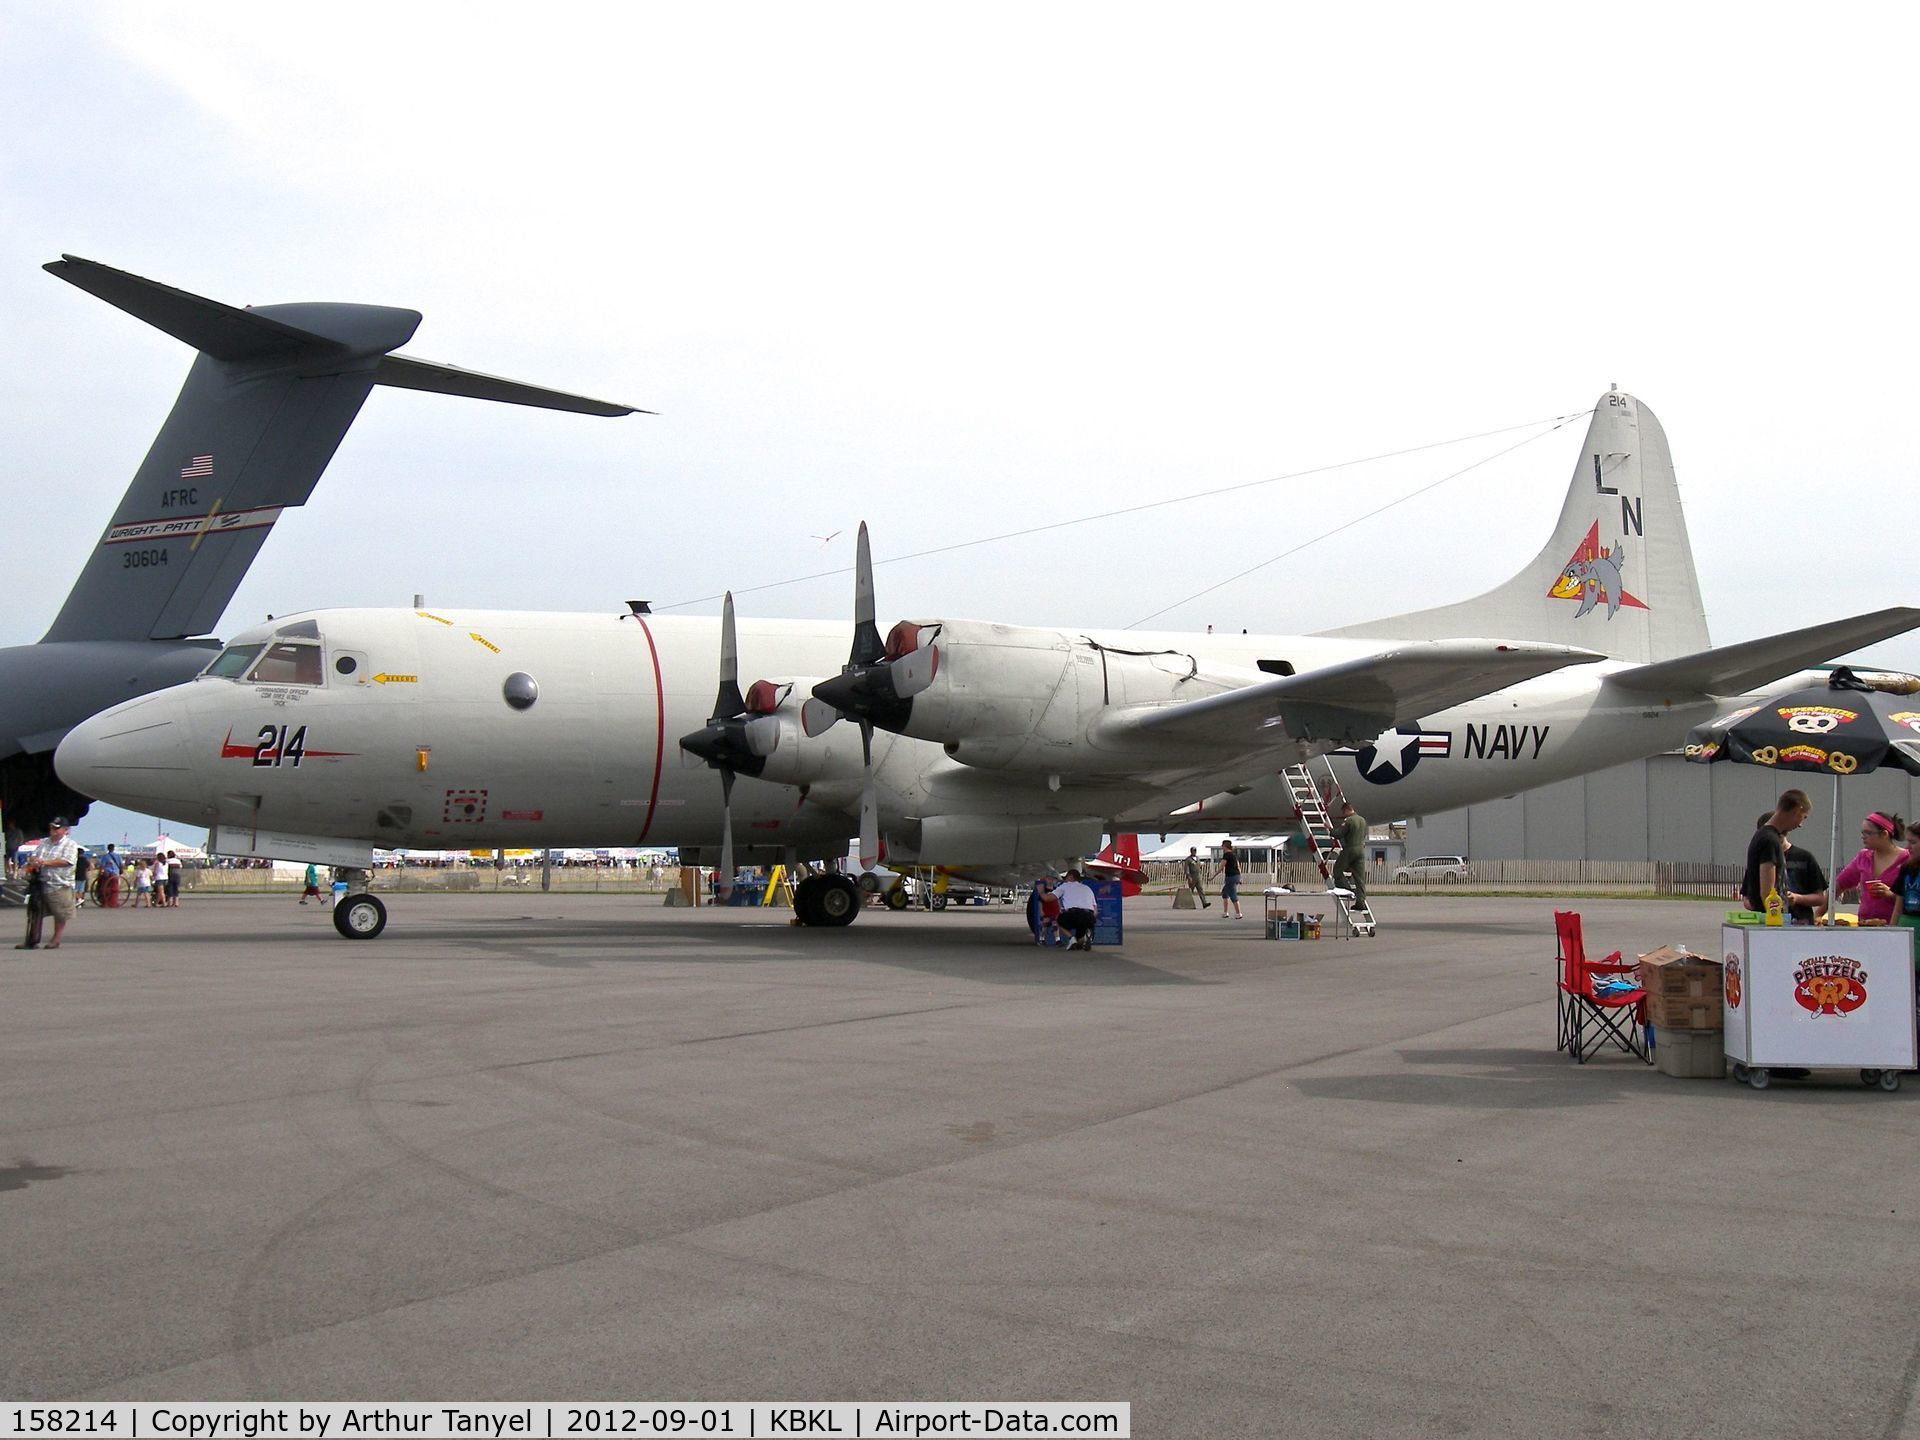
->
55;606;1717;865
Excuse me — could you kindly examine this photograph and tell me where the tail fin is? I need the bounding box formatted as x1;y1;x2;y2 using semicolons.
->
39;255;638;645
1317;391;1710;664
1090;832;1146;896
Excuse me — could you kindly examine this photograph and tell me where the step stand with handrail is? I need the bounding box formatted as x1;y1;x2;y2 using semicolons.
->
1278;758;1377;937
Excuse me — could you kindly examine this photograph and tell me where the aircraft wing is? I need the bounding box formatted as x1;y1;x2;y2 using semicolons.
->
1607;606;1920;698
1094;639;1604;750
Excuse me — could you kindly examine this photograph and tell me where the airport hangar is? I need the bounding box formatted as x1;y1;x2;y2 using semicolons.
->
1403;748;1920;864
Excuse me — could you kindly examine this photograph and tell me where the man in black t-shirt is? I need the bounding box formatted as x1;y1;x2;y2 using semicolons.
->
1781;839;1828;924
1741;789;1811;911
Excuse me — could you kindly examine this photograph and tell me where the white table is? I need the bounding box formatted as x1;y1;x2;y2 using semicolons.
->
1263;888;1355;939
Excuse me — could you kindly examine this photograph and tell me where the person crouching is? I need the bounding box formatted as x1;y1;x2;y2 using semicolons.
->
1054;869;1099;952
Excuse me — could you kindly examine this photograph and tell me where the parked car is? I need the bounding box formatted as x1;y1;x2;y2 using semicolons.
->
1394;855;1470;884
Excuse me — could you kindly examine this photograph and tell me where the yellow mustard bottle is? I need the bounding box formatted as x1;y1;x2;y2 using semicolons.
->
1764;887;1784;926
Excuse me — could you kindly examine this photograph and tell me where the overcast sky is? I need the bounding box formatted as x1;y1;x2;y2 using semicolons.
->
5;3;1917;842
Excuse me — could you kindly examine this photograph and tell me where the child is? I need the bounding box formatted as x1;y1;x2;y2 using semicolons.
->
133;860;153;906
1038;877;1064;947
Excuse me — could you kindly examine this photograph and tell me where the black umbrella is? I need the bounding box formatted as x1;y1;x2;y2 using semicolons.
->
1686;668;1920;910
1685;669;1920;777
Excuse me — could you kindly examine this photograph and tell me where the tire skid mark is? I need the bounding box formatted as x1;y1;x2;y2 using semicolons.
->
99;983;1547;1393
227;1013;638;1395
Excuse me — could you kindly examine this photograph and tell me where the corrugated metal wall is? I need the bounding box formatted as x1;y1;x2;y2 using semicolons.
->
1406;755;1920;865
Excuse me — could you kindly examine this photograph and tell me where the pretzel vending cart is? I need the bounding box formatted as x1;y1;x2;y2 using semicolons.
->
1721;924;1917;1090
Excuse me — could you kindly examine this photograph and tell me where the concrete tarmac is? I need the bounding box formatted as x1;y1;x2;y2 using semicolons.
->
3;892;1917;1437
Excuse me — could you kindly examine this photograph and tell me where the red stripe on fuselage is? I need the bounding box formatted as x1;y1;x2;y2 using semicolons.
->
634;616;666;845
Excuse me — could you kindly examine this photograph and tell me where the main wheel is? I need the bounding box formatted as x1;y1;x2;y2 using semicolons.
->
884;885;909;911
814;874;859;926
793;875;825;926
333;893;387;940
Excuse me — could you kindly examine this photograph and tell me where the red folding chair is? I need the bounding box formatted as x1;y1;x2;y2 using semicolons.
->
1554;910;1650;1064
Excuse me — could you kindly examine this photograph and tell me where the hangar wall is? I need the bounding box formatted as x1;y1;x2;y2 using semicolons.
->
1404;755;1920;867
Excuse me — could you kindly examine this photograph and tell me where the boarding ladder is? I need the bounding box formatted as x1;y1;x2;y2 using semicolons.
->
1280;760;1377;937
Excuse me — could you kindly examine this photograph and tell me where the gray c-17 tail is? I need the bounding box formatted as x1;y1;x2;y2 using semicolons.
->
39;255;642;644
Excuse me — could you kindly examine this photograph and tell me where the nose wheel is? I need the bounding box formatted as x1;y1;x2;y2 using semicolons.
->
333;892;388;940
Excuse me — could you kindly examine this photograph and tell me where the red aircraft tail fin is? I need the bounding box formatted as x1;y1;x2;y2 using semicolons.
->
1090;833;1146;896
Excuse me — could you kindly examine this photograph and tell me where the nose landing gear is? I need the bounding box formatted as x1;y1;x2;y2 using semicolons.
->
331;868;387;939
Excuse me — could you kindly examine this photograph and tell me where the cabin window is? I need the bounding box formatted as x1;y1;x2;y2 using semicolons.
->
203;644;264;680
247;642;323;687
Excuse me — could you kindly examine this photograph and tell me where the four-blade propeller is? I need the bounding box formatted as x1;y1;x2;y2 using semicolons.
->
676;592;779;897
805;523;939;868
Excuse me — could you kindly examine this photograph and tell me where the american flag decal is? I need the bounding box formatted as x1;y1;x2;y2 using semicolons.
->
180;455;213;479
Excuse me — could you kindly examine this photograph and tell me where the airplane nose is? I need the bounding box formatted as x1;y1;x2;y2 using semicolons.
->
55;694;202;815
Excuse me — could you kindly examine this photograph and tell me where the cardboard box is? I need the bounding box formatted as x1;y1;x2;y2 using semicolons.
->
1646;993;1722;1032
1638;947;1720;1000
1638;948;1723;1031
1653;1024;1726;1079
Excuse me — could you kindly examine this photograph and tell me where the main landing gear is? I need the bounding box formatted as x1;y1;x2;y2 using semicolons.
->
793;873;860;927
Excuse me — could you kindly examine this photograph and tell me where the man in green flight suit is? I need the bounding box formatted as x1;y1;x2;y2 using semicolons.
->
1330;802;1368;907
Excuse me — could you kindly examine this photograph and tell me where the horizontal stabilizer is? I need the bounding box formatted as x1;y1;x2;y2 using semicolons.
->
47;254;420;363
1097;639;1604;750
375;355;644;416
1607;607;1920;698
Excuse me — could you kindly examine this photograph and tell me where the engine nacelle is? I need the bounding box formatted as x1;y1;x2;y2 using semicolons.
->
888;619;1230;771
891;620;1070;751
743;678;867;789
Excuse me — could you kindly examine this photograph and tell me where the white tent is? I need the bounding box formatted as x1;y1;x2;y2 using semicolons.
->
148;834;207;859
1141;834;1230;862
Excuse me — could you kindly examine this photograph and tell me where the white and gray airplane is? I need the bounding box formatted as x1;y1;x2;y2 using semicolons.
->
55;392;1920;938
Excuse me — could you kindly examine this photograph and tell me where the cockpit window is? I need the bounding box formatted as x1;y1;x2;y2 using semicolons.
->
204;644;265;679
274;619;321;640
247;642;324;687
